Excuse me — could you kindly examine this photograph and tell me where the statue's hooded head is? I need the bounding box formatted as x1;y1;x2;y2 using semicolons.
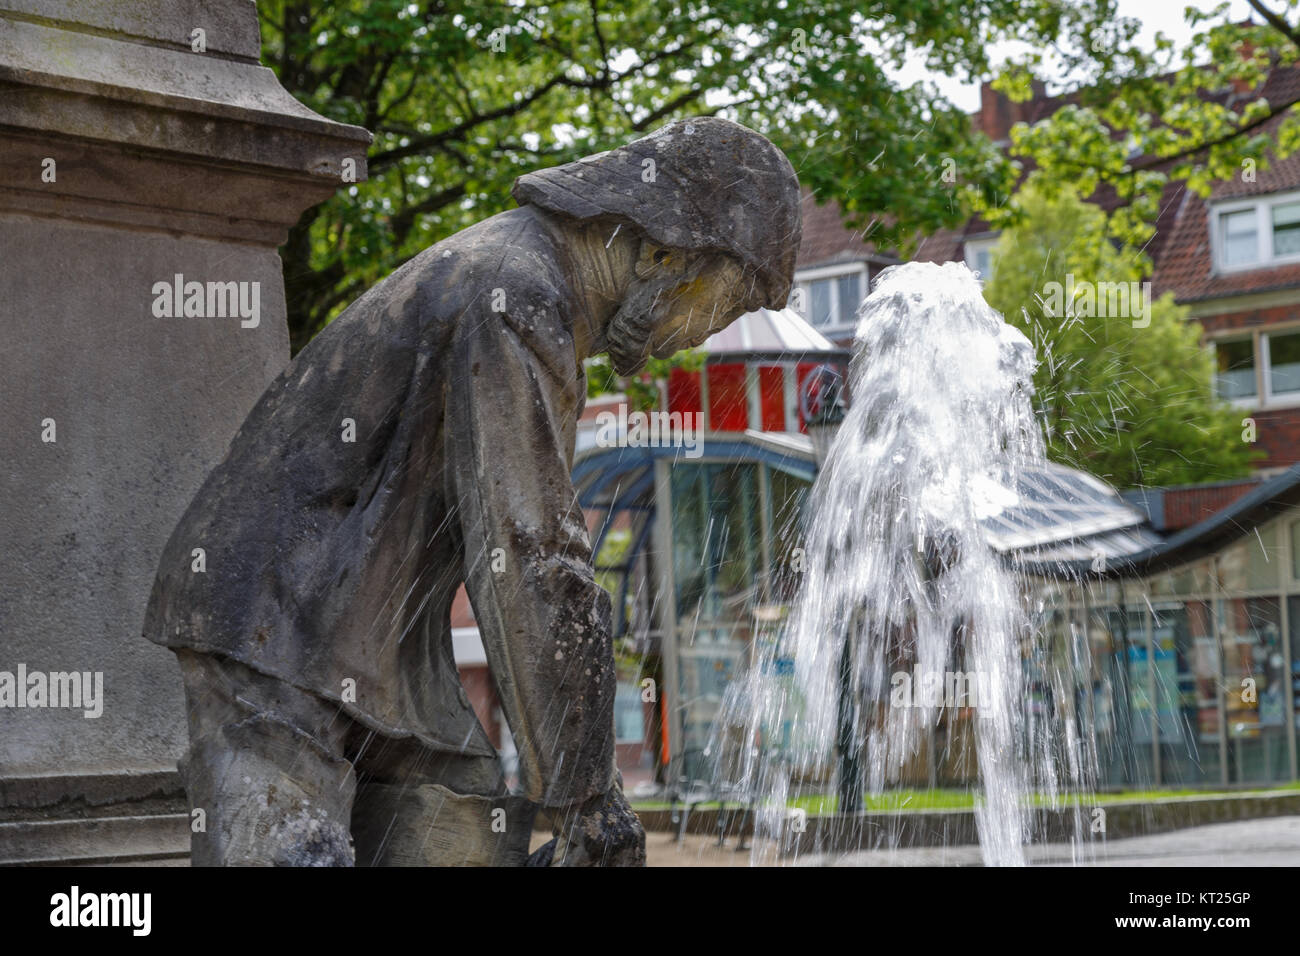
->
511;117;802;375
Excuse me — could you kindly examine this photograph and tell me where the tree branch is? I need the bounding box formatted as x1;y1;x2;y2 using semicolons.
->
1246;0;1300;47
589;0;610;84
390;181;469;245
369;72;571;170
632;88;705;131
1134;93;1300;171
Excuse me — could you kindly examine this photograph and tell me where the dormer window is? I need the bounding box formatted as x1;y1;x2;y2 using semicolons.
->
1272;202;1300;256
1212;191;1300;271
964;235;998;281
792;264;867;334
1220;209;1258;267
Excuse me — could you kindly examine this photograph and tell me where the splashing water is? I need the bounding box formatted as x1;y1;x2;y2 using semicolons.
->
717;261;1094;866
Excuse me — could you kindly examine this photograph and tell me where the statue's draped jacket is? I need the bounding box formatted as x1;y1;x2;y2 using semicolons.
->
144;205;618;810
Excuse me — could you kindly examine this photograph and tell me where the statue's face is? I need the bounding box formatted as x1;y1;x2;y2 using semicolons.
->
646;255;747;359
604;249;748;376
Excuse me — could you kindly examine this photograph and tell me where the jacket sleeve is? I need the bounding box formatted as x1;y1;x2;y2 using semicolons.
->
445;310;619;810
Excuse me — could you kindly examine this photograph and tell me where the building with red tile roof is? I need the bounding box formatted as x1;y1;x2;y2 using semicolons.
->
793;67;1300;472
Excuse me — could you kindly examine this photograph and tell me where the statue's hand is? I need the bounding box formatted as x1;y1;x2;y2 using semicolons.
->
538;784;646;867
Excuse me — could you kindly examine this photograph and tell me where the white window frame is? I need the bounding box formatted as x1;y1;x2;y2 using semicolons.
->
1210;189;1300;273
964;235;999;281
792;263;868;335
1209;334;1261;408
1262;329;1300;409
1208;327;1300;410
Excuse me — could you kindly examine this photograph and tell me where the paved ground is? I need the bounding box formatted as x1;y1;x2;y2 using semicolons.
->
646;815;1300;866
100;814;1300;866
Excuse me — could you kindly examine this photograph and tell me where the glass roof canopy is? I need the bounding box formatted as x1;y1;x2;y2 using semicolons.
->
572;428;819;641
983;462;1157;558
574;423;1155;567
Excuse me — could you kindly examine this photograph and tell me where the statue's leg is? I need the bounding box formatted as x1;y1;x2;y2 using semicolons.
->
176;649;357;866
347;732;537;866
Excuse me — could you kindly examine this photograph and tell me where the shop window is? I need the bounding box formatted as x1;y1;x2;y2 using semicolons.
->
767;464;811;603
1218;597;1288;783
1152;600;1222;785
1266;331;1300;398
1292;518;1300;581
1287;596;1300;738
1090;606;1155;788
1213;338;1257;401
1159;559;1213;597
1217;526;1279;593
668;462;815;780
670;463;760;622
614;681;646;744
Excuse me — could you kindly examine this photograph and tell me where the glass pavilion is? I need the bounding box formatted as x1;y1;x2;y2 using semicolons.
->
574;307;842;785
574;304;1300;793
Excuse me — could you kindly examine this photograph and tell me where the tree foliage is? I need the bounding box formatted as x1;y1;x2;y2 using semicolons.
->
982;185;1258;488
259;0;1111;352
989;2;1300;255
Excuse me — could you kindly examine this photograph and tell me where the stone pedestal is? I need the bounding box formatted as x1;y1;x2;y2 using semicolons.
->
0;0;369;863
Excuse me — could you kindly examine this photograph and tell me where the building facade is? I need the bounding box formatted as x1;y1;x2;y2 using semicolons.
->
1023;466;1300;789
795;70;1300;472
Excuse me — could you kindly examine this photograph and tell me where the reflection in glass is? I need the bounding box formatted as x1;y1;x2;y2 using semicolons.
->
1269;331;1300;395
1091;606;1154;788
669;462;811;780
1221;209;1258;266
1213;338;1256;400
1273;201;1300;257
1152;601;1221;784
1219;597;1288;783
836;273;861;327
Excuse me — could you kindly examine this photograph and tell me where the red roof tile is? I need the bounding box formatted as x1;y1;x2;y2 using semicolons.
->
804;60;1300;305
1163;479;1264;530
1152;112;1300;301
796;189;897;269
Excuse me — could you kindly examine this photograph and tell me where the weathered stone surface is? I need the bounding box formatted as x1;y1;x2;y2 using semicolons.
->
2;0;262;60
1;217;290;775
514;115;802;311
145;117;801;865
352;785;536;867
0;0;367;866
0;5;369;243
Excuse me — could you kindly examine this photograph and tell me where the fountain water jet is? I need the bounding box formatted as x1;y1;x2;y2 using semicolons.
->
717;260;1096;866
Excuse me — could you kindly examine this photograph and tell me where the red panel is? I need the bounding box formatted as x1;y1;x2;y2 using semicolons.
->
759;365;785;432
708;363;749;432
668;367;702;419
794;363;819;433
